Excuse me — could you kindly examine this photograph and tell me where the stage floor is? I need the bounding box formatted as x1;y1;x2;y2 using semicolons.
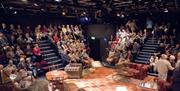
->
64;67;156;91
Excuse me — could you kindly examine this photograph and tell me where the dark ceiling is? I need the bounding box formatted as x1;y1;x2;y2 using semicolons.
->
0;0;179;17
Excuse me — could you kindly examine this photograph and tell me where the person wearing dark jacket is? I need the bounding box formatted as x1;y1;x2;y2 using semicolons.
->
172;61;180;91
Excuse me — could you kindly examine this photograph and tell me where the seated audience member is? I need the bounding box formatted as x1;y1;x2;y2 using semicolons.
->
172;60;180;91
155;54;174;81
25;44;33;58
81;49;93;67
172;44;180;55
25;33;33;44
33;44;42;62
0;33;9;48
4;60;17;75
15;45;24;58
106;49;116;64
17;58;27;70
53;32;60;43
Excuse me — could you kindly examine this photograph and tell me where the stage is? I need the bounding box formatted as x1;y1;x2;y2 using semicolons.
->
64;67;157;91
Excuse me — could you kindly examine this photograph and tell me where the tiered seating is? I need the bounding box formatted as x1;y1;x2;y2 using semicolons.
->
135;37;159;64
38;38;64;71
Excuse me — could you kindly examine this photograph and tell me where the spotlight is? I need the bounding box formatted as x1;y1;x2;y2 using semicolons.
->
55;0;61;2
9;6;13;10
117;13;120;17
83;12;86;15
21;0;28;2
85;17;88;21
121;14;125;18
62;12;66;15
34;3;38;6
13;11;17;14
164;8;168;13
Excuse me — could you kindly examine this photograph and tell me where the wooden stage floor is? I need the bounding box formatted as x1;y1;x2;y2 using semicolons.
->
64;67;156;91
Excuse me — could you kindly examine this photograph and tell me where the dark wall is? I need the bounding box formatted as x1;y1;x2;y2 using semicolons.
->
0;13;79;28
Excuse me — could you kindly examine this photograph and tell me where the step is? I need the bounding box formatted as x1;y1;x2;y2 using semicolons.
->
136;57;149;61
48;64;64;69
134;60;149;64
141;49;155;53
43;53;56;57
143;44;159;47
39;43;51;47
47;59;62;65
138;54;151;58
139;52;154;55
44;56;59;61
148;38;158;40
39;40;48;43
147;39;158;42
143;46;157;50
41;49;54;53
146;42;159;45
147;72;158;76
40;46;51;50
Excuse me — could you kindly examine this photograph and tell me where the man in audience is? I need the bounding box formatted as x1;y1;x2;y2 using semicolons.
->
155;54;174;81
172;59;180;91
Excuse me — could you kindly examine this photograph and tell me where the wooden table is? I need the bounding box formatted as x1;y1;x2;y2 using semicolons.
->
46;70;68;81
46;70;68;91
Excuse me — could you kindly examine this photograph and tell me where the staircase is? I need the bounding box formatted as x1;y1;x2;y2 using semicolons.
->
39;38;64;70
134;37;159;64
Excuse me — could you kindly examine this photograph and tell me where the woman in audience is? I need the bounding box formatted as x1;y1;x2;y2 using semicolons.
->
33;44;42;62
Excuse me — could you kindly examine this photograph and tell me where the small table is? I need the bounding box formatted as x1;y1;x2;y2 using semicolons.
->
46;70;68;80
46;70;68;91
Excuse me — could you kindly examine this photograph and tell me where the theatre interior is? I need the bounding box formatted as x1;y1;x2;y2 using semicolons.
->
0;0;180;91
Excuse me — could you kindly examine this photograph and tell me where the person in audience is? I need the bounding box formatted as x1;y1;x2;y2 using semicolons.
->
155;54;174;81
17;58;27;70
35;25;42;41
172;60;180;91
16;25;23;35
25;33;33;44
4;60;17;75
0;33;9;48
33;44;42;62
25;44;33;58
149;54;159;73
15;45;24;58
172;44;180;55
53;32;60;43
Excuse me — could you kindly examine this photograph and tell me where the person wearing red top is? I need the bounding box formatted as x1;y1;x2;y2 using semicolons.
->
33;44;42;62
53;33;60;43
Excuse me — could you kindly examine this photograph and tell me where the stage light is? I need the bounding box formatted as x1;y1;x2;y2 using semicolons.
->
83;12;86;15
34;3;38;6
91;37;95;40
21;0;28;2
117;13;120;17
62;12;66;15
85;17;88;21
13;11;17;14
116;86;128;91
9;6;13;10
121;14;125;18
56;0;60;1
164;8;168;13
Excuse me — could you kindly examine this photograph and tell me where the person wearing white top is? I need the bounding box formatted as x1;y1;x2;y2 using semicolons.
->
155;54;174;81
